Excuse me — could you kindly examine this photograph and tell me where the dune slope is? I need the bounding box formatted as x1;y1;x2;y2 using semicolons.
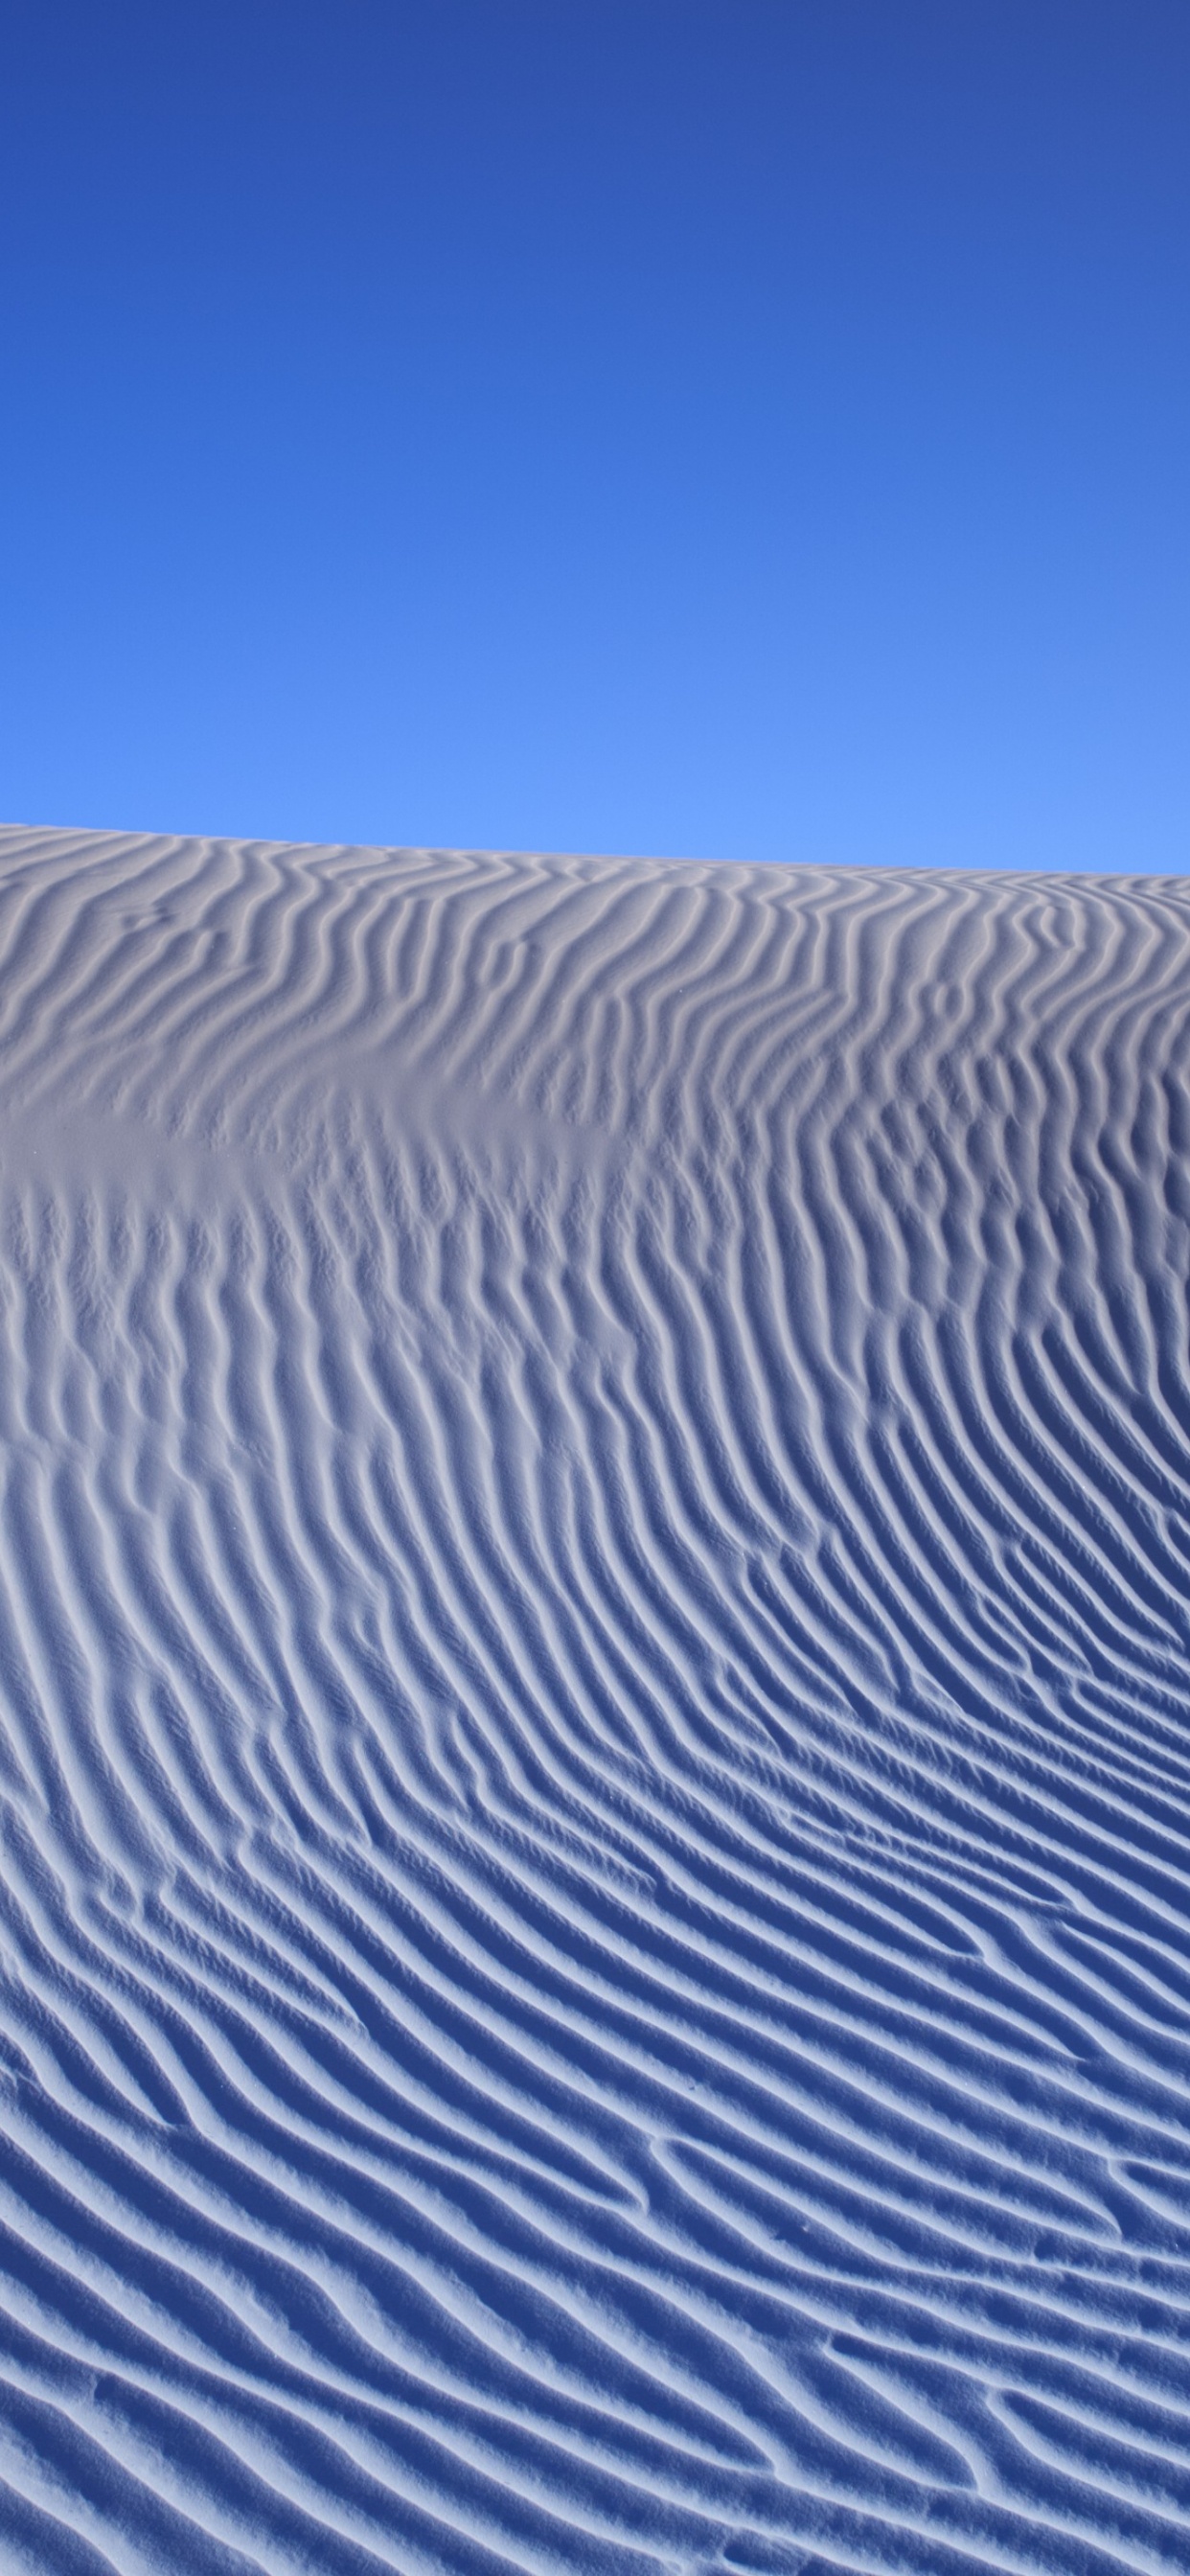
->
0;828;1189;2574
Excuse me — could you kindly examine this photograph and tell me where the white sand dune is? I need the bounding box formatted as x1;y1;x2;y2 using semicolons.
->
0;825;1189;2574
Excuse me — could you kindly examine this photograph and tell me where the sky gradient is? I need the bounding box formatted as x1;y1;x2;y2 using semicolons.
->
1;1;1187;871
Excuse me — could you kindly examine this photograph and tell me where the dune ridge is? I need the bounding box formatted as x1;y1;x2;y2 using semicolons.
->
0;827;1189;2572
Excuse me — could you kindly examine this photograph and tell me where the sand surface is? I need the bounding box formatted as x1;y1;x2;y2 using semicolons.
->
0;827;1188;2573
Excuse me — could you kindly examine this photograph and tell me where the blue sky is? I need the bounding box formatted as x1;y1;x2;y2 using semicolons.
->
1;2;1187;871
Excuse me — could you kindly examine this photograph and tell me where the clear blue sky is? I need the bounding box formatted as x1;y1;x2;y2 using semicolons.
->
1;2;1187;870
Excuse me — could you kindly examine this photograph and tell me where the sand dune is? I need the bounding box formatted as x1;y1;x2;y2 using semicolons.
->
0;826;1189;2573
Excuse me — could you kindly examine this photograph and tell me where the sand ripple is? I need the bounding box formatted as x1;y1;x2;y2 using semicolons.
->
0;829;1188;2573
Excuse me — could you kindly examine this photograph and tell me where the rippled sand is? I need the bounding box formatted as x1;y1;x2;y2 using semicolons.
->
0;827;1188;2575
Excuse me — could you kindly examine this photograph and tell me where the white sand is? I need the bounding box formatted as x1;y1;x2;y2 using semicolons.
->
0;826;1187;2575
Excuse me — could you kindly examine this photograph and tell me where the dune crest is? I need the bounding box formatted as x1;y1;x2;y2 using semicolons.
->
1;827;1189;2574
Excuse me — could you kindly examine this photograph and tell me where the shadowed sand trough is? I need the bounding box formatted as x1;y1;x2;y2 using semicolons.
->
0;827;1189;2574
